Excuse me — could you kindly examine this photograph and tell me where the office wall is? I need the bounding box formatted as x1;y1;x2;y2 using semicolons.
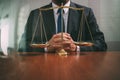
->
100;0;120;41
0;0;20;52
0;0;120;51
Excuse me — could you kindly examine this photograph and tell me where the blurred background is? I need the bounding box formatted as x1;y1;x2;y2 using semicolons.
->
0;0;120;55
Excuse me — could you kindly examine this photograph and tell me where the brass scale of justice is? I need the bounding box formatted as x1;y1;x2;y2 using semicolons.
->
30;5;94;56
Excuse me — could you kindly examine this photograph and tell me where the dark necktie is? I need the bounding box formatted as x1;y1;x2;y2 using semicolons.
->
57;8;65;33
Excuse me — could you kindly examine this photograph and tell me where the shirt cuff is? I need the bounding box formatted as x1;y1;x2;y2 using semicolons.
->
44;47;48;52
76;46;80;52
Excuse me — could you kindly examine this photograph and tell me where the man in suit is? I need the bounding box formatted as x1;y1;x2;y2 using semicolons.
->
18;0;107;52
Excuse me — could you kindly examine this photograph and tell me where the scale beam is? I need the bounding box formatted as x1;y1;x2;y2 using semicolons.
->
30;5;94;55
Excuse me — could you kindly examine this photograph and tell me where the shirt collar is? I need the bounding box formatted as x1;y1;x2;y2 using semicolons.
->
52;0;70;14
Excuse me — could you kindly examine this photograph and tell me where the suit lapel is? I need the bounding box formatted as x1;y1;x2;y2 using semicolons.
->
67;2;79;33
42;3;56;40
67;2;83;41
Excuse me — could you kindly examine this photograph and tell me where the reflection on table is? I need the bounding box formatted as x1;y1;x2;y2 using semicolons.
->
0;52;120;80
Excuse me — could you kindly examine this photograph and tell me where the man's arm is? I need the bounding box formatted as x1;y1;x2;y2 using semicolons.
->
18;10;45;52
80;8;107;51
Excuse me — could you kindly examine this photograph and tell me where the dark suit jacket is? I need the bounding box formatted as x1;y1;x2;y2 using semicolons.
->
18;2;107;52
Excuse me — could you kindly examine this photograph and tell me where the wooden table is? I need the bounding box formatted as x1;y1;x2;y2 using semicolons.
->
0;52;120;80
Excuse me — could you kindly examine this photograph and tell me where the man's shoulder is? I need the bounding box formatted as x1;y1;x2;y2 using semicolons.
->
31;3;52;12
30;2;92;13
40;3;52;8
71;2;91;10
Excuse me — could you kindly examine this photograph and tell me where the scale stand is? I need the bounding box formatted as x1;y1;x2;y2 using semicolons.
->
30;4;94;56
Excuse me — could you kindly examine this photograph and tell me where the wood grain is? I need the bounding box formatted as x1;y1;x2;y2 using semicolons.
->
0;52;120;80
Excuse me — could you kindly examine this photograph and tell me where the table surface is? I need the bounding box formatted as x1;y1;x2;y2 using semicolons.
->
0;52;120;80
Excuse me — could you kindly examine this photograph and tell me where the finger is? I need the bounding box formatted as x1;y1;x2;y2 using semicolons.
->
53;37;71;43
64;47;73;52
52;44;62;49
53;38;63;42
53;33;71;39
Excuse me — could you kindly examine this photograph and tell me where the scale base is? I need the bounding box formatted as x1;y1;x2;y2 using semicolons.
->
56;49;67;56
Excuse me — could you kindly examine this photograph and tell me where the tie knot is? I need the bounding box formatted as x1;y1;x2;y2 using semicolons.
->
57;8;64;14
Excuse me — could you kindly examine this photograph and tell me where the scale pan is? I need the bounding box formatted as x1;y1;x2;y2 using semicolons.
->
30;44;49;48
74;42;94;46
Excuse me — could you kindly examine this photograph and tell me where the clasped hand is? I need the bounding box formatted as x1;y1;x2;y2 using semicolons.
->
47;33;77;52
